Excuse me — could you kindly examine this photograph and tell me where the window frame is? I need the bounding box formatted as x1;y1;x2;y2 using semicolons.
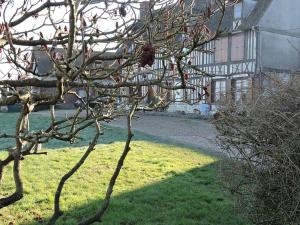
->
232;78;250;104
212;79;226;103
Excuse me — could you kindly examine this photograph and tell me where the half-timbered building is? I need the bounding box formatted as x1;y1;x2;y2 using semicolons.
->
137;0;300;113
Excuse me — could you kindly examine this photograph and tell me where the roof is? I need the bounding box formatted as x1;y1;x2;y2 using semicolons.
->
81;0;104;4
177;0;212;11
140;0;258;34
33;47;117;76
208;4;235;33
139;0;212;18
207;0;274;33
138;0;233;35
33;47;62;75
239;0;273;30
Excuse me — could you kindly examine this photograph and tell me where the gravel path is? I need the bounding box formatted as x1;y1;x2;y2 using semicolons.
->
109;113;220;155
33;110;220;155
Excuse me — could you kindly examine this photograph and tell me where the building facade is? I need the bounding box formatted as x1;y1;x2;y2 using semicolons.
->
136;0;300;113
32;0;300;112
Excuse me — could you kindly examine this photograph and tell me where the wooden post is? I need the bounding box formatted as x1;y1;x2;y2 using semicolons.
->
207;80;213;104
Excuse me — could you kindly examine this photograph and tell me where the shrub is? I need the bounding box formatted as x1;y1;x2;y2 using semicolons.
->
214;76;300;225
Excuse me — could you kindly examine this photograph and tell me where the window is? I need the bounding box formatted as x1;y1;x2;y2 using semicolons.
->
212;79;226;102
215;37;228;63
262;73;293;94
203;42;214;65
231;33;244;61
233;78;249;104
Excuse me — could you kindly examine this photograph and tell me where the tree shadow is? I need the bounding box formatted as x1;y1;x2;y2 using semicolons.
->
0;113;157;151
1;114;246;225
24;164;249;225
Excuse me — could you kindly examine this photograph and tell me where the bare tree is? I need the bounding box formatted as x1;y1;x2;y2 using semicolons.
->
0;0;227;224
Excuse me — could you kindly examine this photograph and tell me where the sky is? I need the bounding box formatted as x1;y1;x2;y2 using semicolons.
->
0;0;177;79
0;0;135;79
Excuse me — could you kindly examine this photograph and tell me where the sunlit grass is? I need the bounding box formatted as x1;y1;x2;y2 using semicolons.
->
0;113;250;225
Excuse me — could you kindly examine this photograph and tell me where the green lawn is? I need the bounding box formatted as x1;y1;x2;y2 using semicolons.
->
0;113;249;225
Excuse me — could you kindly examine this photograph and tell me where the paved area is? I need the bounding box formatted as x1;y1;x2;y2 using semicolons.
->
33;110;220;156
109;113;220;155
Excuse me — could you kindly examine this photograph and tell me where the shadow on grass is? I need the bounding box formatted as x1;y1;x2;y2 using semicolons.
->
0;113;158;151
0;113;207;155
24;164;249;225
1;113;246;225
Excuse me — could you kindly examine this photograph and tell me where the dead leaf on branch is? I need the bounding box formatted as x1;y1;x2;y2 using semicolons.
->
139;43;155;67
0;36;6;47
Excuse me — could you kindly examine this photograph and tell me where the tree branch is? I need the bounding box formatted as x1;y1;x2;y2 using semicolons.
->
78;101;138;225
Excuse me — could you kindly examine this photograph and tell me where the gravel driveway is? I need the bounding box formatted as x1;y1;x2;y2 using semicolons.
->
109;112;220;155
33;110;220;156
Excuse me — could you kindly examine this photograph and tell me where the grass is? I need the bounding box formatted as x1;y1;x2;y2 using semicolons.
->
0;113;139;150
0;113;249;225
